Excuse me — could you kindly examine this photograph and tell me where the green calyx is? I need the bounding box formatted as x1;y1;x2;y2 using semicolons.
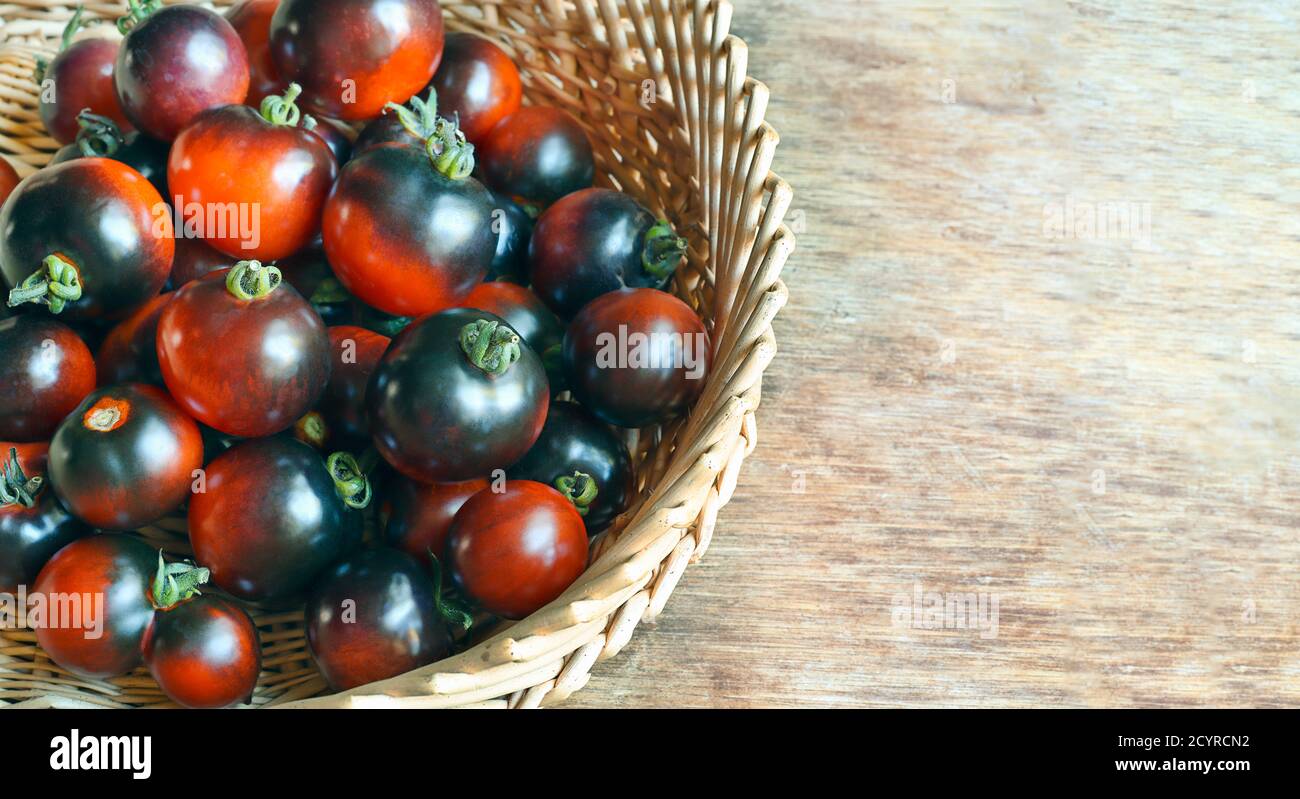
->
294;412;328;450
326;452;372;510
309;276;350;305
150;551;210;610
384;88;439;141
74;110;126;158
554;471;598;517
0;448;43;509
6;254;82;314
641;220;687;279
425;116;475;180
225;260;282;300
116;0;161;35
459;319;521;376
260;83;304;127
429;553;474;633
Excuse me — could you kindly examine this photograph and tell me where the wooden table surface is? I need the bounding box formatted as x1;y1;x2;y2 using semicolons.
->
571;0;1300;707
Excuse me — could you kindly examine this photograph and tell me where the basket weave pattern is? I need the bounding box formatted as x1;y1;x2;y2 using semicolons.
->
0;0;792;708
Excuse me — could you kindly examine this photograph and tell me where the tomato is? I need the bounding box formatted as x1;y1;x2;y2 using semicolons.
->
319;325;389;453
305;547;450;690
166;236;228;290
115;2;249;141
508;401;634;535
157;262;330;438
95;293;170;387
1;158;172;320
49;383;203;531
225;0;285;106
48;111;171;200
169;85;338;261
563;288;710;428
277;242;353;326
485;189;534;283
383;476;488;566
369;308;548;482
37;10;131;144
446;480;588;619
530;188;687;319
0;315;96;442
323;120;495;317
142;594;260;708
429;33;522;143
480;106;594;207
270;0;445;121
0;443;90;593
31;534;157;678
189;436;369;602
0;157;19;207
352;89;438;159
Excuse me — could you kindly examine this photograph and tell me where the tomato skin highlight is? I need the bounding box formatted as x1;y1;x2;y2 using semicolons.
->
480;106;594;208
563;288;711;428
0;442;90;594
368;308;549;483
49;383;204;531
188;437;361;603
383;476;489;567
305;547;450;691
115;5;250;141
323;142;496;318
168;104;338;261
446;480;588;619
39;37;132;145
157;268;331;438
142;594;261;708
32;534;157;679
428;33;522;144
270;0;445;121
0;315;96;442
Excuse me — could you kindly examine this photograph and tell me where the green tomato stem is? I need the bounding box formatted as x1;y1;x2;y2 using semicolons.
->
554;471;598;517
225;260;282;300
459;319;522;377
150;551;210;610
326;451;372;510
641;220;687;279
6;254;82;314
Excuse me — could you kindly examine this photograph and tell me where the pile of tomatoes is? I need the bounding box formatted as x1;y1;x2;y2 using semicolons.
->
0;0;711;707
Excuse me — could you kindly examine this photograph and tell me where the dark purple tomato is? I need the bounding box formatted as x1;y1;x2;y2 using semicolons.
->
48;111;171;201
0;442;90;594
269;0;445;121
428;33;522;143
369;308;548;482
530;188;687;319
352;89;437;159
226;0;286;106
0;315;96;442
49;383;203;531
142;594;261;708
319;325;390;452
508;401;634;535
166;237;228;291
32;533;157;678
383;475;488;567
323;120;495;318
485;189;533;282
37;11;132;144
306;547;450;691
446;480;588;619
277;242;353;326
189;436;368;603
157;263;331;438
1;158;173;320
480;106;594;207
563;288;711;428
95;293;170;387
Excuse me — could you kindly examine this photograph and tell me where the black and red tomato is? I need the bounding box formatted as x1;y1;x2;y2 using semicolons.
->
1;158;173;320
428;33;522;143
157;262;331;438
563;288;711;428
37;9;132;144
305;547;450;691
114;1;250;141
485;189;534;282
0;315;96;442
0;443;89;594
49;383;203;531
142;593;261;708
188;436;369;603
369;308;549;483
530;188;688;319
318;325;390;452
480;105;594;207
446;480;588;619
270;0;445;121
383;475;489;567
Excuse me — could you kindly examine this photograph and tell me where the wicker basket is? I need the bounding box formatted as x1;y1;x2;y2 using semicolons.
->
0;0;792;708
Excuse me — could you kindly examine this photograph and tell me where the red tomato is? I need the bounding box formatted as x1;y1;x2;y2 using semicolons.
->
157;263;331;438
0;315;96;442
142;594;261;708
446;480;588;619
0;157;19;207
429;33;522;143
168;85;337;261
225;0;286;106
384;476;489;566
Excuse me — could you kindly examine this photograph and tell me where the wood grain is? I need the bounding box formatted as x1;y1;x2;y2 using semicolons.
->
570;0;1300;707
